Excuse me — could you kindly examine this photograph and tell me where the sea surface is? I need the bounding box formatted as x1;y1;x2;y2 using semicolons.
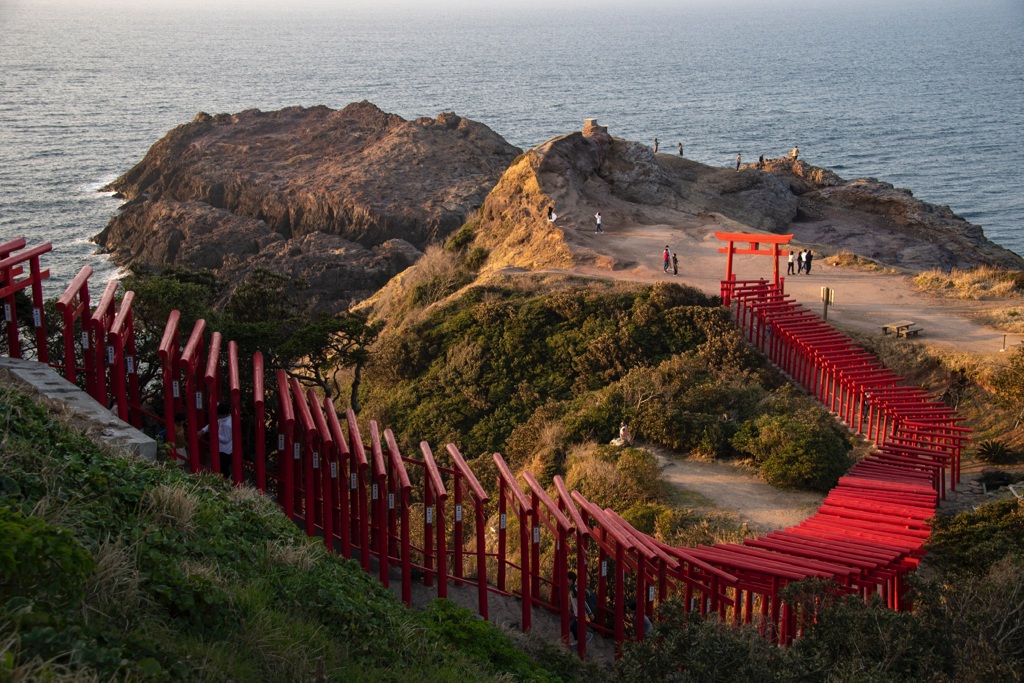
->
1;0;1022;294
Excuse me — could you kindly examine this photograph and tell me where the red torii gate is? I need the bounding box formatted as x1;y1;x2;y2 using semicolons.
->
715;231;794;305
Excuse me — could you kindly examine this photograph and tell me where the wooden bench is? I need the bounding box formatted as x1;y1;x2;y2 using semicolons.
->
901;326;923;338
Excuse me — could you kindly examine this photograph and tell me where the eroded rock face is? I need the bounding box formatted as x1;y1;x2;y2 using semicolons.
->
471;129;1023;274
778;164;1024;271
95;102;520;311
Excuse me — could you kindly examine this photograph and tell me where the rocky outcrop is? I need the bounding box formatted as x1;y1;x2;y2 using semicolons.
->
758;159;1024;271
95;102;520;311
469;124;802;271
98;107;1023;310
469;126;1023;274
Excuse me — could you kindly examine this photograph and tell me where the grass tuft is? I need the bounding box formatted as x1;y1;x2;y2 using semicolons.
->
265;539;320;571
824;250;893;273
914;266;1023;300
82;537;141;623
145;482;200;535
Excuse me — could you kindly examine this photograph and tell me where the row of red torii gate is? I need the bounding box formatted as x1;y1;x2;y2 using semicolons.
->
1;235;967;658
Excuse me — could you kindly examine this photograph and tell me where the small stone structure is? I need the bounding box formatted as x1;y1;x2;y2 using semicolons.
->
0;357;157;462
582;118;608;136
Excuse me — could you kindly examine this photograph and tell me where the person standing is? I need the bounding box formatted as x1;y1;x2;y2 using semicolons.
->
804;250;813;274
677;141;683;156
787;250;795;275
653;138;659;154
547;206;557;223
790;145;799;160
796;249;805;274
200;403;234;480
672;252;679;276
663;246;671;273
758;154;765;169
736;153;742;170
594;212;603;233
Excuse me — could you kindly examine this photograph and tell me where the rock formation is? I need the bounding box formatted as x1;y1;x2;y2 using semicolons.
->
760;158;1024;271
95;102;521;313
98;107;1023;315
467;122;1024;274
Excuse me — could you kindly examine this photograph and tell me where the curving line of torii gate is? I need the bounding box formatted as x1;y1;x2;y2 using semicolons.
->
2;235;967;658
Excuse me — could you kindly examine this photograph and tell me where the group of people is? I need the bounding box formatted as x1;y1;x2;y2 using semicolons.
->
652;138;685;156
662;245;679;275
786;249;815;275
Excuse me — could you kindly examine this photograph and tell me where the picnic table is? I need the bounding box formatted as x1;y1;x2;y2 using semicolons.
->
881;320;923;338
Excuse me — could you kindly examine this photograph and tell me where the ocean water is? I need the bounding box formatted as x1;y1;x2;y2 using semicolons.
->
1;0;1022;294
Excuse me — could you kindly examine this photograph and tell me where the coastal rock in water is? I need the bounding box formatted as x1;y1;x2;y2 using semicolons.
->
96;102;520;311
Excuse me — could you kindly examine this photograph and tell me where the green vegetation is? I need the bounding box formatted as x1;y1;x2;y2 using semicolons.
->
124;266;378;405
613;501;1024;683
0;380;588;682
361;277;851;493
975;438;1019;464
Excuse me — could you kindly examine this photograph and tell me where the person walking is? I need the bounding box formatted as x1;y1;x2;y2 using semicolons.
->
804;250;813;274
663;246;671;273
594;212;603;233
786;250;795;275
653;138;659;154
677;141;683;156
672;252;679;276
568;571;593;644
736;153;742;170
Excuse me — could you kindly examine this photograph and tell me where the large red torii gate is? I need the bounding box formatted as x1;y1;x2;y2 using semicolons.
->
715;231;793;305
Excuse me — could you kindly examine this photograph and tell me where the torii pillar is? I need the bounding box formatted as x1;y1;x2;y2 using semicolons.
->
714;232;793;306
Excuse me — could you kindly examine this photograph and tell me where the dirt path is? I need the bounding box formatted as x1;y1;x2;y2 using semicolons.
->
651;449;823;532
535;214;1016;356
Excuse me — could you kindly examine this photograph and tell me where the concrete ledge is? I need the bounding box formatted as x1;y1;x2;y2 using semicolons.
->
0;357;157;462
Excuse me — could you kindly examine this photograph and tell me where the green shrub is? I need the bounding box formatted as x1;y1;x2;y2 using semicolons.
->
444;220;478;253
928;498;1024;576
732;402;851;492
975;438;1017;464
0;506;94;609
463;245;489;271
418;599;557;682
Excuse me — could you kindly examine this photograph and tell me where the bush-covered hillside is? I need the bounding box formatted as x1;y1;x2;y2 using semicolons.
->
361;276;851;492
0;378;589;682
613;499;1024;683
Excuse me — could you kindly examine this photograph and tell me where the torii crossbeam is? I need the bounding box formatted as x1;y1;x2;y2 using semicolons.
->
715;231;794;305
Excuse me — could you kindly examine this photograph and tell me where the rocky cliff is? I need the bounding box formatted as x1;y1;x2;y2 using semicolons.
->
466;122;1024;274
99;107;1023;314
95;102;521;313
759;158;1024;271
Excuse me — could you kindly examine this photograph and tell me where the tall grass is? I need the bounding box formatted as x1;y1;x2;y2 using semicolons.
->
914;266;1023;300
824;250;892;273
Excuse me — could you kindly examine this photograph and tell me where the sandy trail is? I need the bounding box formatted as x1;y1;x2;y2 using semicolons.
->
652;450;823;533
541;214;1015;356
